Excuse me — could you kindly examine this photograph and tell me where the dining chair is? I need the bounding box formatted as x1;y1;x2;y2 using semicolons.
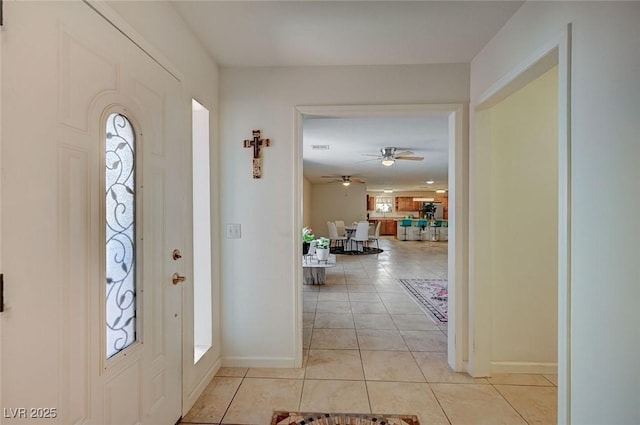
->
368;221;381;249
352;221;370;251
334;220;346;237
327;221;347;249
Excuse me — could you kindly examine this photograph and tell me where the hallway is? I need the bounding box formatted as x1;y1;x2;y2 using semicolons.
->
182;237;557;424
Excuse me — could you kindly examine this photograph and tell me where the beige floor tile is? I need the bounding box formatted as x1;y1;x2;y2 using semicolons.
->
310;328;358;349
305;349;364;380
391;314;440;330
382;300;425;314
303;328;312;349
361;350;425;382
182;377;242;423
348;292;382;302
347;284;378;292
412;352;488;384
303;312;315;329
401;330;448;352
495;385;558;425
299;380;370;413
303;300;317;312
221;378;303;424
367;381;450;425
246;367;306;379
350;301;388;314
317;291;350;302
488;373;555;386
431;383;526;425
353;313;396;330
313;313;354;329
356;329;408;351
216;367;248;377
315;301;351;314
543;374;558;386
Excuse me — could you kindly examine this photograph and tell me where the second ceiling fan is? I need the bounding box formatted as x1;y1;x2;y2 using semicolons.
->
321;175;365;186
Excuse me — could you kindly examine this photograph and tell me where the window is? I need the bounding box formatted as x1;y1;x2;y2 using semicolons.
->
105;113;137;359
375;196;393;213
192;99;212;363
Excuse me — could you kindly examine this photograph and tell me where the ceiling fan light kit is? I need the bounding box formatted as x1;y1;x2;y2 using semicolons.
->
381;158;395;166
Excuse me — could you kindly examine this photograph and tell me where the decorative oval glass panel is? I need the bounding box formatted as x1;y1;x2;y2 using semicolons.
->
105;113;136;359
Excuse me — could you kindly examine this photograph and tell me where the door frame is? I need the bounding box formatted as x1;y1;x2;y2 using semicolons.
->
293;103;468;372
470;25;572;423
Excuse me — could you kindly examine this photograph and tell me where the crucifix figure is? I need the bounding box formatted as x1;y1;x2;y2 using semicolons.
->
243;129;271;179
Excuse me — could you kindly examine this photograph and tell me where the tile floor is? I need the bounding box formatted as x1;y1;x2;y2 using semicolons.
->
182;237;557;425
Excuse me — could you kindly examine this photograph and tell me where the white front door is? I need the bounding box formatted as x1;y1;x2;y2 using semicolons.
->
1;2;184;423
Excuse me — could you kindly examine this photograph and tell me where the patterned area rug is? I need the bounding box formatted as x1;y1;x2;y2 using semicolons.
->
398;278;448;324
271;412;420;425
330;246;384;255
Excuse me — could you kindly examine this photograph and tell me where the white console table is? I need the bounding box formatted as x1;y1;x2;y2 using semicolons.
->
302;254;336;285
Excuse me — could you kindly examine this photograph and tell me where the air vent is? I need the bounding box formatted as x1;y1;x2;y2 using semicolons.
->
311;144;330;150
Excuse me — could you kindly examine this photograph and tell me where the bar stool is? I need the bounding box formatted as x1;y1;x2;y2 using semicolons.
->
416;219;428;241
399;219;413;241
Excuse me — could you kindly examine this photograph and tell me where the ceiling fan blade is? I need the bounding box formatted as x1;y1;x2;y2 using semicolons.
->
321;175;341;178
351;178;366;184
355;158;380;163
393;151;414;157
396;156;424;161
361;153;382;157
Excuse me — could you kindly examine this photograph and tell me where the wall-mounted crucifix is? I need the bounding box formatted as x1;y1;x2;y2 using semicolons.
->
243;129;271;179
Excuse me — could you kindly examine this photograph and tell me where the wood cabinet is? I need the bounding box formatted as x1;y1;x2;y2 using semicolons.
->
394;197;422;212
366;195;375;211
370;219;397;236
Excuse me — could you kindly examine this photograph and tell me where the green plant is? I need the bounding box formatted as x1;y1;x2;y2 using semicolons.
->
302;226;315;242
315;237;330;250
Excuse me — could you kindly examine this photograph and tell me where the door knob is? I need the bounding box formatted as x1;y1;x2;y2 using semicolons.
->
172;273;186;285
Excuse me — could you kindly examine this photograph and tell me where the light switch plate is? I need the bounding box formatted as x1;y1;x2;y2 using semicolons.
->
226;223;241;239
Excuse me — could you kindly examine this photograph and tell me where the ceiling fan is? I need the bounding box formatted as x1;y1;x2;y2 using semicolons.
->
361;147;424;167
321;175;366;186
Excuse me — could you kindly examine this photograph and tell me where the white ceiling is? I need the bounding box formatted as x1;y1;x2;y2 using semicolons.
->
171;1;523;193
172;1;523;68
303;114;450;192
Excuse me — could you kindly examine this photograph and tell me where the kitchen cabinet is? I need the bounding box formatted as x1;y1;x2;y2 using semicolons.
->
370;219;397;236
394;197;422;212
366;195;375;211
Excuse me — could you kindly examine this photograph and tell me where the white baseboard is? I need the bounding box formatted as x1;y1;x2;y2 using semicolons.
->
222;356;297;368
491;361;558;375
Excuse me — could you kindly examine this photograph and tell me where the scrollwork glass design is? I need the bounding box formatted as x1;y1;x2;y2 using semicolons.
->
105;113;136;359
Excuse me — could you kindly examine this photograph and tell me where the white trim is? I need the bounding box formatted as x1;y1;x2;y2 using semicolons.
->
471;25;572;424
491;361;558;375
295;103;467;373
556;24;572;425
222;356;298;369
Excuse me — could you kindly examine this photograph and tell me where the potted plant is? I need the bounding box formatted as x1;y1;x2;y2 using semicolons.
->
302;226;315;255
315;237;330;261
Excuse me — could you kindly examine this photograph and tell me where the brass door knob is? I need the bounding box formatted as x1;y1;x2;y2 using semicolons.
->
172;273;186;285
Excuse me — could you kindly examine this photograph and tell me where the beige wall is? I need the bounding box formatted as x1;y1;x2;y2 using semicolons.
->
303;177;312;228
311;183;367;238
220;64;469;367
471;3;640;422
489;66;558;368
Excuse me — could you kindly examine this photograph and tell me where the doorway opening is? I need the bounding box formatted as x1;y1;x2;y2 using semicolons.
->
295;104;467;371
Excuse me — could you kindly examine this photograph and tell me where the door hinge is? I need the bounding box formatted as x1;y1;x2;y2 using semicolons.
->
0;274;4;312
0;0;4;27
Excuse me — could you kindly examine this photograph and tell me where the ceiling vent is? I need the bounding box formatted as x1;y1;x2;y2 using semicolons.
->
311;144;330;150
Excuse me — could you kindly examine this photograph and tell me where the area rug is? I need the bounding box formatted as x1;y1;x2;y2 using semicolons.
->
330;246;384;255
271;411;420;425
398;278;448;324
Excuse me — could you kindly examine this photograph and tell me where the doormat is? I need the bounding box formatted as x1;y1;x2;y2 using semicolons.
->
398;278;448;324
271;411;420;425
